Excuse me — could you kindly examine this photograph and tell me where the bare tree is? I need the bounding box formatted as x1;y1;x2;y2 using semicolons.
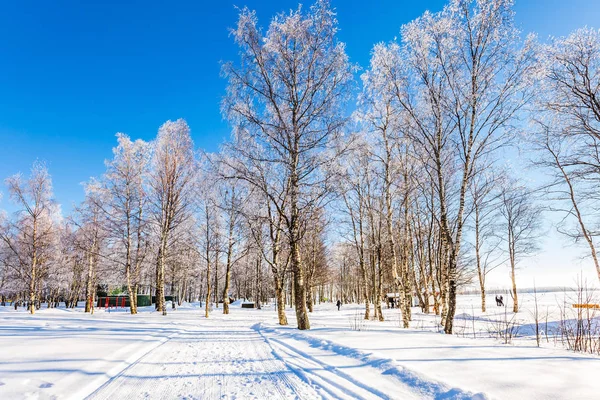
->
218;181;247;315
0;163;59;314
201;202;217;318
247;186;290;325
360;53;415;327
71;182;111;314
366;0;535;332
222;0;354;329
300;207;329;312
149;119;196;315
94;133;150;314
535;28;600;284
498;180;542;313
335;136;374;320
469;170;505;312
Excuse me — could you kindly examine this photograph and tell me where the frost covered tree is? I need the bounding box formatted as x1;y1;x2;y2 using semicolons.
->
95;133;151;314
149;119;196;315
72;184;107;314
334;135;377;320
0;163;59;314
216;179;246;315
498;180;541;313
468;168;505;312
222;0;354;330
354;43;405;321
364;0;536;333
243;173;291;325
60;222;86;308
300;208;330;312
199;192;218;319
535;28;600;284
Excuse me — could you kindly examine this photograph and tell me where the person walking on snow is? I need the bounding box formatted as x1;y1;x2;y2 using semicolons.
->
336;299;341;311
495;295;504;307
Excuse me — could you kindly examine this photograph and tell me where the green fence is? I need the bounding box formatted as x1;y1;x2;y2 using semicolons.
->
151;295;178;304
137;295;151;307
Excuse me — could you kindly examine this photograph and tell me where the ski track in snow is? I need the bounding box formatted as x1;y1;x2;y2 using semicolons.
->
259;329;397;399
85;319;476;400
255;324;486;400
80;319;454;400
86;325;320;400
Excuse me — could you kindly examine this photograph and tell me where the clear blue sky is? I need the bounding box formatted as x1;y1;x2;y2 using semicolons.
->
1;0;599;211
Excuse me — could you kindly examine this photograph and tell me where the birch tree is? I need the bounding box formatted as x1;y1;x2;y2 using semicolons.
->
222;0;354;329
96;133;150;314
217;180;247;315
366;0;535;332
0;163;59;314
469;170;504;312
72;184;107;314
335;136;374;320
498;180;541;313
149;119;196;315
535;28;600;284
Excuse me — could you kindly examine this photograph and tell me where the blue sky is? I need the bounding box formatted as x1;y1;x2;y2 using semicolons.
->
1;0;598;208
1;0;599;285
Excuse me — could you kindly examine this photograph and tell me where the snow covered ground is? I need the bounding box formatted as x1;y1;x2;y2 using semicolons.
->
0;293;598;400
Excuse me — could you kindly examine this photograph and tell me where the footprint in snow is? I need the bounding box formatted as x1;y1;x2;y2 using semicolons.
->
39;382;53;388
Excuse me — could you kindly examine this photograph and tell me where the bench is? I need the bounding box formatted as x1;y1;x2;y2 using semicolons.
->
572;304;600;309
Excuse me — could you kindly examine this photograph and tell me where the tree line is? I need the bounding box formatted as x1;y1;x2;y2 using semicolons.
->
1;0;599;334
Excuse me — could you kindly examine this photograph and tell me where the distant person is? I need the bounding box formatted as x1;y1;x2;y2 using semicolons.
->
389;297;395;309
336;299;341;311
495;295;504;307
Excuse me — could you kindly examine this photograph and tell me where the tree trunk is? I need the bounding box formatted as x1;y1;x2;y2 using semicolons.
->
205;253;211;318
361;266;370;321
275;275;288;325
155;242;167;316
291;238;309;329
222;224;234;315
29;219;38;315
126;249;137;314
132;283;139;311
475;205;486;313
401;204;413;325
376;243;385;322
222;263;231;315
480;283;486;314
29;262;36;315
290;151;310;330
371;252;379;321
510;248;518;313
204;211;212;319
255;256;262;310
383;131;407;327
85;243;95;314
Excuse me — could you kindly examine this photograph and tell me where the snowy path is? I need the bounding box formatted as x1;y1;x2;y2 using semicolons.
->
87;326;321;400
257;326;420;400
0;305;440;399
86;321;418;400
2;299;599;399
257;325;483;400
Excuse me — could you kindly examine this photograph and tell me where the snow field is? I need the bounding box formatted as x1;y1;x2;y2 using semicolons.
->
0;292;598;400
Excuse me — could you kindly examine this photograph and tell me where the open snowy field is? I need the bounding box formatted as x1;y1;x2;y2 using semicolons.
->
1;293;599;400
